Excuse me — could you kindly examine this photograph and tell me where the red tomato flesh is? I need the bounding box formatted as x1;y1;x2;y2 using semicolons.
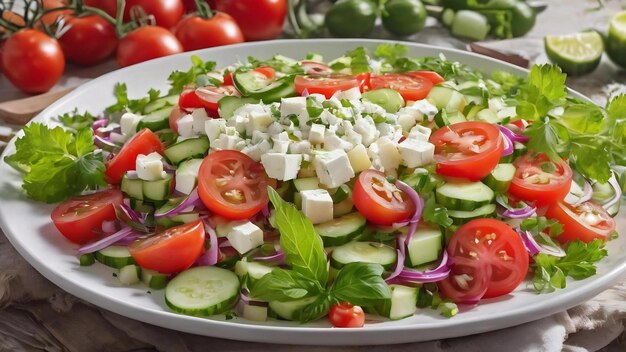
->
546;201;616;244
352;170;415;226
105;129;164;184
508;153;573;206
295;74;360;98
369;73;434;101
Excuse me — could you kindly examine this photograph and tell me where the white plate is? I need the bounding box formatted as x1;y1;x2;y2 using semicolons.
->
1;39;625;346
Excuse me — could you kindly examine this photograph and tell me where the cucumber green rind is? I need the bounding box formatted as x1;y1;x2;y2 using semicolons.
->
435;181;495;211
137;107;173;132
95;246;136;269
164;136;210;166
483;163;516;194
448;204;497;225
330;241;397;270
315;213;367;247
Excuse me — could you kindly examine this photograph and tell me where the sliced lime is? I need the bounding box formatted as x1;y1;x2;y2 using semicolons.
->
607;11;626;69
545;32;604;76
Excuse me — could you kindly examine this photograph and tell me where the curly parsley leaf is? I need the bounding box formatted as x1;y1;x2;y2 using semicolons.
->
523;117;569;161
56;109;97;131
4;123;105;203
520;217;563;238
105;83;161;114
248;55;304;75
330;47;370;74
168;55;217;95
532;239;607;293
423;196;453;228
516;64;567;121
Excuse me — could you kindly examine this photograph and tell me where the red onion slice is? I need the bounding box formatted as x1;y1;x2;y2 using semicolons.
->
78;227;134;255
497;125;529;143
500;132;514;156
93;135;118;152
118;202;143;224
385;249;405;283
394;180;425;246
396;250;451;283
154;189;203;219
496;196;536;219
92;118;109;131
565;179;592;206
599;176;622;211
517;230;565;257
195;223;219;266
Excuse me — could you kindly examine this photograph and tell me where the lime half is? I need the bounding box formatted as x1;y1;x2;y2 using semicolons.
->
545;32;604;76
607;11;626;69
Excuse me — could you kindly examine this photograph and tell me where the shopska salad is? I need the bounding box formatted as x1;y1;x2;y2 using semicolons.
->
5;44;625;327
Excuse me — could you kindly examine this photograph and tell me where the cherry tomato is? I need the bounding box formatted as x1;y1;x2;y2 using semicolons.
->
116;26;183;67
197;150;271;220
130;220;205;273
169;105;188;132
183;0;217;12
58;14;118;66
508;153;573;206
84;0;117;17
178;89;204;110
352;169;415;226
546;201;616;244
51;189;123;244
1;29;65;94
174;12;243;51
215;0;287;41
39;0;72;27
126;0;184;28
438;219;529;303
105;129;164;184
405;71;445;85
329;302;365;328
195;85;240;111
299;61;332;75
294;74;360;98
369;73;434;101
429;121;504;181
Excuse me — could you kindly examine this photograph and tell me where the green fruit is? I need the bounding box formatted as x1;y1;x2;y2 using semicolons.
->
382;0;427;37
325;0;377;38
607;11;626;69
545;31;604;76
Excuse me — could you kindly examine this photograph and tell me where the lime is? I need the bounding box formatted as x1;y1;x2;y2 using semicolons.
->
545;31;604;76
607;11;626;69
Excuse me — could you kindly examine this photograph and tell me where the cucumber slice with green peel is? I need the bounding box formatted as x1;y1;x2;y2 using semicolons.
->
405;227;443;268
372;285;418;320
545;32;604;76
315;213;366;247
483;163;516;194
269;296;317;321
435;181;494;211
433;110;450;127
234;70;273;95
608;11;626;69
446;111;466;125
143;174;173;202
137;107;173;132
141;269;169;289
427;85;467;113
333;196;354;218
144;95;178;114
234;260;275;286
330;241;397;270
362;88;404;113
293;177;320;192
218;96;260;119
330;184;350;204
118;264;141;285
475;109;500;124
121;174;144;200
253;80;297;103
165;266;240;316
234;72;296;102
95;246;135;269
164;136;209;165
448;204;496;225
79;253;95;266
463;103;483;121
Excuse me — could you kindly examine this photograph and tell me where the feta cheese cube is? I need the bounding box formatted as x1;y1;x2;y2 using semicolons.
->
175;159;202;194
332;87;362;101
280;96;307;117
136;152;165;181
398;113;417;133
320;109;339;126
408;99;438;121
408;125;432;142
177;114;195;138
488;97;504;112
398;139;435;168
267;122;284;136
354;117;379;146
191;108;209;134
377;137;402;172
300;189;333;224
227;221;264;255
213;133;243;151
205;119;225;143
247;110;274;135
231;115;249;135
261;153;302;181
324;133;353;152
120;112;142;136
271;139;290;154
289;140;312;155
309;123;326;144
347;144;372;173
251;131;269;144
344;129;363;146
313;149;355;188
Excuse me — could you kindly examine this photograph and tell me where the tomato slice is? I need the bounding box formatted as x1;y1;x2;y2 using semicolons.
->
197;150;271;220
51;189;123;244
546;201;616;244
405;71;445;85
129;220;205;274
356;72;371;91
105;129;164;184
253;66;276;79
294;73;360;98
429;121;504;181
178;89;204;110
352;169;415;226
508;153;573;206
438;219;529;303
369;73;434;101
328;302;365;328
195;85;240;112
299;60;332;75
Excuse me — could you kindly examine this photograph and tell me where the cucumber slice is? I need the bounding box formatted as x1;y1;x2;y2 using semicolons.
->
137;107;173;132
234;70;273;95
165;266;240;316
427;85;466;113
79;253;95;266
475;109;500;124
144;95;178;114
118;264;141;285
141;268;169;289
435;181;494;211
463;103;483;121
483;163;516;194
406;227;443;267
235;259;275;286
362;88;404;113
254;80;297;103
315;213;366;247
330;184;350;204
234;73;296;102
164;136;209;166
293;177;320;192
121;174;144;200
330;241;397;270
218;96;260;119
333;196;355;218
448;204;496;225
545;32;603;76
143;174;173;202
269;296;317;321
95;246;135;269
372;285;418;320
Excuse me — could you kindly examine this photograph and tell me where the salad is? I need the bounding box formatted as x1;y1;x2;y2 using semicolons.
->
4;44;625;327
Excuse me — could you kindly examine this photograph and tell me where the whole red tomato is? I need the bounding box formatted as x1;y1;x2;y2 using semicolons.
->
215;0;287;41
116;26;183;67
174;11;243;51
83;0;117;17
59;15;118;66
1;29;65;93
84;0;183;29
182;0;217;13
